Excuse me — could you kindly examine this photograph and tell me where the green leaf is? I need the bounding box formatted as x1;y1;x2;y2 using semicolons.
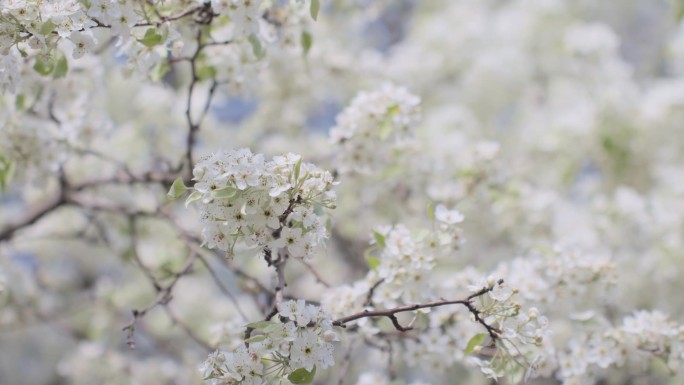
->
33;55;55;76
263;323;285;334
427;202;435;221
372;230;386;248
245;320;277;330
167;177;188;199
185;190;203;207
151;61;170;82
248;34;265;60
310;0;320;21
53;54;68;79
196;65;217;81
674;0;684;21
301;31;313;56
464;333;488;355
244;335;267;343
0;155;15;192
288;366;316;385
212;187;238;200
293;157;303;181
366;255;380;271
40;19;57;35
15;94;25;110
138;28;164;47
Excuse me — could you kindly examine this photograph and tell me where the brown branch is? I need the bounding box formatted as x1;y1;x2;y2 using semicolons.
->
0;194;66;242
0;171;69;242
333;280;504;340
363;278;384;307
183;27;206;179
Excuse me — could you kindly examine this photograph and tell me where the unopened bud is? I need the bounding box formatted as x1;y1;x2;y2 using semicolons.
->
528;307;538;319
323;330;339;342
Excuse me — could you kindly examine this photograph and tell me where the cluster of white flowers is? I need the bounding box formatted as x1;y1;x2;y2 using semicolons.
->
555;310;684;385
330;84;421;173
190;149;336;260
0;0;94;85
200;299;337;385
469;302;550;381
319;208;550;381
399;275;550;381
321;204;465;318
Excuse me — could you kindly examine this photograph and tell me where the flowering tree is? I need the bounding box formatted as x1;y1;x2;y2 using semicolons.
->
1;1;684;385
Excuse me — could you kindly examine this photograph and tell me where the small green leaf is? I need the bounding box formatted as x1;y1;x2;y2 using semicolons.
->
245;320;277;330
263;323;284;334
244;335;267;343
366;255;380;271
372;230;386;248
138;28;164;47
293;157;303;181
196;65;217;81
53;54;68;79
248;34;265;59
0;155;16;192
675;0;684;21
464;333;488;355
288;366;316;385
151;61;170;82
15;94;25;110
167;177;188;199
212;187;238;200
40;19;57;35
185;190;203;207
301;31;313;56
310;0;320;21
33;55;55;76
427;202;435;221
18;48;29;58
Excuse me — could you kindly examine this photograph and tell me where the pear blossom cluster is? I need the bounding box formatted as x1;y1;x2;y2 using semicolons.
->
330;84;421;173
0;0;314;93
200;300;337;385
321;204;465;316
555;310;684;385
319;209;550;381
369;204;466;306
190;149;336;259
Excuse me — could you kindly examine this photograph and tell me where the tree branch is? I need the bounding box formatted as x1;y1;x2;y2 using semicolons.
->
333;280;504;340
